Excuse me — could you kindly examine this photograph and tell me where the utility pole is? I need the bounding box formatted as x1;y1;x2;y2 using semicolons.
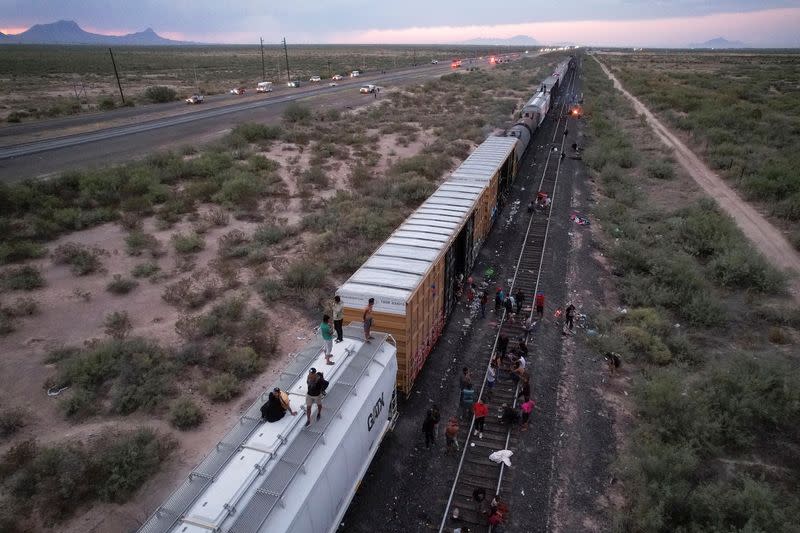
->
327;59;331;78
260;37;266;81
109;48;125;104
412;48;416;67
282;37;291;82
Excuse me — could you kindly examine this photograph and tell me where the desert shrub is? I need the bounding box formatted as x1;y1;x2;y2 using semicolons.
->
248;154;281;172
203;373;240;402
162;276;217;309
0;409;24;438
60;388;98;419
169;397;204;430
205;207;230;227
645;158;676;180
707;248;785;293
0;240;46;264
106;274;138;295
3;297;39;317
224;347;262;379
52;242;105;275
56;337;175;416
0;428;174;524
131;262;160;278
389;153;451;180
253;223;291;245
217;229;250;259
171;231;205;254
213;172;264;209
283;259;327;290
233;123;282;142
103;310;132;339
620;325;672;365
0;265;44;291
300;166;329;188
283;102;311;123
125;230;160;256
98;97;116;110
144;85;177;103
256;277;286;302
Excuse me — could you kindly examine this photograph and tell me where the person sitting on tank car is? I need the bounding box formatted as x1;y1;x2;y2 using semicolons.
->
261;387;296;422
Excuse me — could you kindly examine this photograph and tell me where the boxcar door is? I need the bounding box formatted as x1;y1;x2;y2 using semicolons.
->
464;213;475;272
443;245;456;318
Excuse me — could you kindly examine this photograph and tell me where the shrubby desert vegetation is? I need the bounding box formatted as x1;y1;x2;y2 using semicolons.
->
583;56;800;532
602;52;800;248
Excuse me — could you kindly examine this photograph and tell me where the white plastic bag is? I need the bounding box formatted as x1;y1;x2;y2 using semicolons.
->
489;449;513;467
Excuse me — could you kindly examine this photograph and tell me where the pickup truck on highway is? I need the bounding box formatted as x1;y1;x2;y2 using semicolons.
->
185;94;204;104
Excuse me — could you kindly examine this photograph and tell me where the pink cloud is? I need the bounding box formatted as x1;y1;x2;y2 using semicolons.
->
332;7;800;47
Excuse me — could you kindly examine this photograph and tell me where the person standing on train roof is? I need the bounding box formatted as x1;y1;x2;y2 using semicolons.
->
320;314;335;365
363;298;375;342
535;291;545;320
332;295;344;343
305;368;324;426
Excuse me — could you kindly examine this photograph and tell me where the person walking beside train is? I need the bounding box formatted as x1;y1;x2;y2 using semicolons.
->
514;288;526;315
565;303;576;334
472;398;488;438
422;410;436;449
460;383;476;421
430;404;441;437
445;416;460;454
479;290;488;318
535;291;545;320
363;298;375;342
521;397;536;432
460;366;472;391
320;314;335;365
332;295;344;343
494;288;504;313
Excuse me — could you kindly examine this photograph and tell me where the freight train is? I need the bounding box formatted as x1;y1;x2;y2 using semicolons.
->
339;56;574;395
139;55;573;533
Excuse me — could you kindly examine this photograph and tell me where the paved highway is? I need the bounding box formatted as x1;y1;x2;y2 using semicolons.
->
0;62;470;182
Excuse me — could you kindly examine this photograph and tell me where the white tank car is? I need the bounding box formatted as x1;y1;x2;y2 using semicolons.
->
138;327;398;533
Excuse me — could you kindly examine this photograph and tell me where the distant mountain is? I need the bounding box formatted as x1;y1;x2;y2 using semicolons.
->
0;20;193;45
688;37;749;49
461;35;539;46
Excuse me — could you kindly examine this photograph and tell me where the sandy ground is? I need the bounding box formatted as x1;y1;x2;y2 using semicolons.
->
594;55;800;302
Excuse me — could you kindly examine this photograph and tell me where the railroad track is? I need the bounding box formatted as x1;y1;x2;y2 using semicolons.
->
438;65;578;533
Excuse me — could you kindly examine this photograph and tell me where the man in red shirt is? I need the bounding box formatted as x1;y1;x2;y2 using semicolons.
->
535;291;545;319
472;399;489;438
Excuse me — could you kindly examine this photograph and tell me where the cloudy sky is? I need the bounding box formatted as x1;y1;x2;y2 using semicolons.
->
2;0;799;46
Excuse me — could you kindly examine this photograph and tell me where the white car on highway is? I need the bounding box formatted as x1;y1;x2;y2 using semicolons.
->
360;84;378;94
331;74;343;80
310;75;321;82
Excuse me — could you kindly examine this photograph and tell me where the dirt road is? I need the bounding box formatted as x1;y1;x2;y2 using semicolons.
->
594;55;800;301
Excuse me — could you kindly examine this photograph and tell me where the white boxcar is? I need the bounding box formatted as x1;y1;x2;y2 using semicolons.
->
138;327;397;533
